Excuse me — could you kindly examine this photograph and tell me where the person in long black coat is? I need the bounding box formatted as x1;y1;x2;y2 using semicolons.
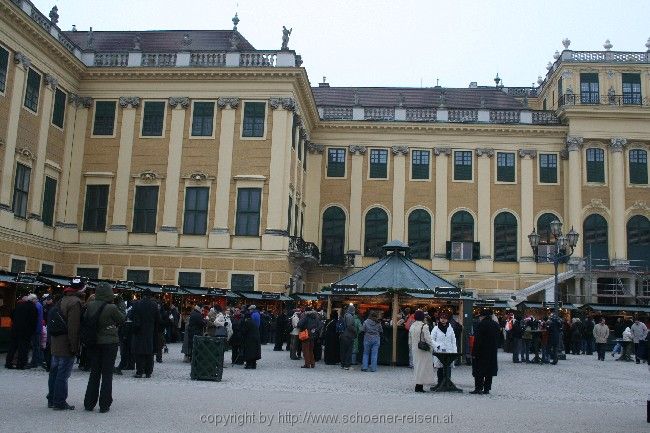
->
273;311;287;351
323;311;341;365
230;310;244;365
241;312;261;369
5;297;37;369
259;311;269;345
471;309;500;395
130;291;159;378
185;305;206;361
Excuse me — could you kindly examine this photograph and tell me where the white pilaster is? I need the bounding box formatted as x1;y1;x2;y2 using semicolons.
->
433;147;451;271
519;149;537;273
476;148;493;272
609;138;627;260
391;146;408;242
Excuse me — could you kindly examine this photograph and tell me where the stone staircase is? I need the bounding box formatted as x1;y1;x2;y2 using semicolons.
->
512;270;575;302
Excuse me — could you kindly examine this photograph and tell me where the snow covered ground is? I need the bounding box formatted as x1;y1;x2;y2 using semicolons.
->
1;344;647;433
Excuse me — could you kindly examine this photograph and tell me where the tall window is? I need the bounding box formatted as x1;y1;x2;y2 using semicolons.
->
41;177;57;227
629;149;648;185
450;211;474;242
537;213;559;245
242;102;265;137
51;88;66;128
411;150;430;180
141;101;165;136
41;263;54;274
496;152;515;182
327;148;346;177
12;163;30;218
23;68;41;112
408;209;431;259
93;101;117;136
291;114;298;149
0;46;8;93
494;212;517;262
183;187;209;235
83;185;109;231
321;206;346;265
586;148;605;183
454;151;472;181
126;269;150;284
369;149;388;179
622;73;642;105
191;101;215;136
132;186;159;233
539;153;558;183
235;188;261;236
287;196;293;234
364;208;388;257
580;73;599;104
178;271;201;287
583;214;609;267
627;215;650;267
76;267;99;279
231;274;254;291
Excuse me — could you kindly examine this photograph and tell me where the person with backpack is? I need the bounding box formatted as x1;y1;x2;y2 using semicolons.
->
47;279;84;410
82;282;126;413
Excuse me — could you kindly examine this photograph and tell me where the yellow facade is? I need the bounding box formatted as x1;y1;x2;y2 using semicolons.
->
0;0;648;302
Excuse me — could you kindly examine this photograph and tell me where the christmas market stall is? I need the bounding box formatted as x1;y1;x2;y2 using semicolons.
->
318;241;474;366
0;272;48;352
235;291;293;314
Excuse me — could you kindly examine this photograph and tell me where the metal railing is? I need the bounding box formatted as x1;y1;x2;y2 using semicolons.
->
288;236;320;263
559;93;648;107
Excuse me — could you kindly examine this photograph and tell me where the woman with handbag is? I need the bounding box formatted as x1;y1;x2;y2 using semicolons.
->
408;310;434;392
297;308;320;368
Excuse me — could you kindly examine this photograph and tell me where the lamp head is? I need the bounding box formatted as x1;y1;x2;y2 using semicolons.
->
550;220;563;237
566;226;579;248
528;229;540;248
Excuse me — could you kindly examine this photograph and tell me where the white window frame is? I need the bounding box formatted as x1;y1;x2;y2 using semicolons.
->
325;147;347;179
239;100;268;141
22;66;42;115
537;152;560;185
494;151;518;184
367;148;390;180
409;149;432;182
188;100;217;139
139;99;168;138
452;150;474;183
90;99;119;139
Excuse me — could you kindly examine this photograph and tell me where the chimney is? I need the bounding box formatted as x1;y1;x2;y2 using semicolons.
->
319;76;329;87
469;82;478;89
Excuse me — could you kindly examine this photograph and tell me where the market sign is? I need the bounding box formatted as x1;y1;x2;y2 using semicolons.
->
162;286;180;294
331;284;358;295
434;287;461;299
542;301;563;309
261;293;281;300
207;288;227;296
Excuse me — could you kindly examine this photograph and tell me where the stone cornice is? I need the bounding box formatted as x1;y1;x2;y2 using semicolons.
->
68;93;93;108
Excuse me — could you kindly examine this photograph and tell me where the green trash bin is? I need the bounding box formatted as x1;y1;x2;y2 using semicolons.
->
190;336;225;381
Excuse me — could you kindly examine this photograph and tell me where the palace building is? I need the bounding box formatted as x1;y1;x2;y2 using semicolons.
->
0;0;649;303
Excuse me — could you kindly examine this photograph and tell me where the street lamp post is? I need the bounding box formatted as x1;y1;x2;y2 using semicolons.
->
528;220;579;362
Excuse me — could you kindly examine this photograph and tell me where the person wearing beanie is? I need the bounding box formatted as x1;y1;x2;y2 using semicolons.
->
471;309;500;395
82;282;126;413
47;283;84;410
409;310;434;392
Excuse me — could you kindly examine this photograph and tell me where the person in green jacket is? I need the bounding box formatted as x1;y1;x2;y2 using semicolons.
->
83;282;126;413
351;313;363;365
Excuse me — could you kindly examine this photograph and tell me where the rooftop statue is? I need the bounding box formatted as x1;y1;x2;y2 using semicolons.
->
281;26;292;50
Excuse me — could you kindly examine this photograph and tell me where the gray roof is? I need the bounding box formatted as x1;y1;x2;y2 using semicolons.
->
312;86;525;110
62;30;255;52
333;242;457;291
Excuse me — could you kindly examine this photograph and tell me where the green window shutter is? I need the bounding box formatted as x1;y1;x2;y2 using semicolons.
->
183;187;209;235
497;152;515;182
321;206;346;265
142;101;165;136
83;185;109;231
445;241;452;260
539;154;558;183
231;274;255;291
411;150;430;180
494;212;518;262
12;163;31;218
126;269;150;284
408;210;431;259
41;177;57;227
178;272;202;287
24;68;41;112
242;102;266;137
133;186;159;233
472;242;481;261
0;47;8;93
191;102;214;136
327;148;346;177
454;151;472;180
76;267;99;279
586;148;604;183
364;208;388;257
51;88;66;128
235;188;261;236
629;150;648;185
622;74;642;105
93;101;117;136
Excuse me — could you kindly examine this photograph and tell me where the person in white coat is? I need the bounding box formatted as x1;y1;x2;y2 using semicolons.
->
431;312;457;388
408;310;434;392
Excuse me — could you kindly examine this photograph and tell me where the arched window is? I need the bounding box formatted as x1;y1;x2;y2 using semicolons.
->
494;212;517;262
450;211;474;242
408;210;431;259
364;208;388;257
537;213;560;245
321;207;346;265
627;215;650;267
584;214;608;267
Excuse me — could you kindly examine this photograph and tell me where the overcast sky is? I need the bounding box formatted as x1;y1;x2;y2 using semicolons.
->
32;0;650;89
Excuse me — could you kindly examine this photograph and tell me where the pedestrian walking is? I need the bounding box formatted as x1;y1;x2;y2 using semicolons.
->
83;282;126;413
593;317;609;361
409;310;434;392
297;308;320;368
630;318;648;364
471;309;499;395
241;308;261;369
130;289;159;378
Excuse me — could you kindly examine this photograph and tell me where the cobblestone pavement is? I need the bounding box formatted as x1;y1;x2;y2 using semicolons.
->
1;344;647;433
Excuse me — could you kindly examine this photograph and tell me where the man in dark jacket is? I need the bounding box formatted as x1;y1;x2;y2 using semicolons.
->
547;315;561;365
273;311;287;351
583;317;595;356
130;290;159;378
48;283;83;410
511;315;523;363
83;282;126;412
471;309;500;395
297;309;321;368
241;310;261;369
185;305;206;361
230;309;243;365
5;296;37;369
